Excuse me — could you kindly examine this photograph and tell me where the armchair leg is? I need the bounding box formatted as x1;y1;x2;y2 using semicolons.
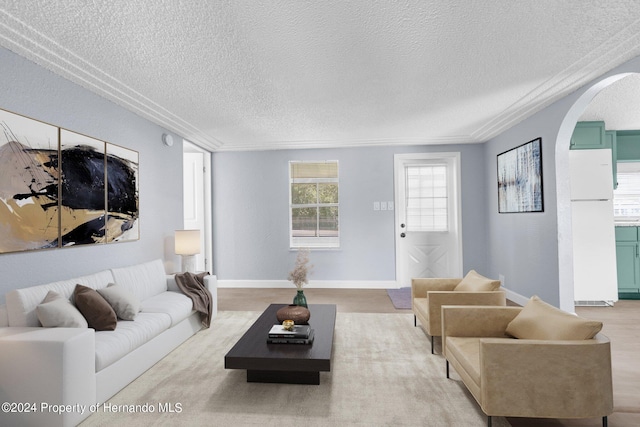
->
603;416;607;427
431;336;434;354
487;415;492;427
414;315;416;327
446;360;449;379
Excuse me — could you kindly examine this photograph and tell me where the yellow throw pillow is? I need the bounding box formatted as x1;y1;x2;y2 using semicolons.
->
454;270;500;292
506;296;603;340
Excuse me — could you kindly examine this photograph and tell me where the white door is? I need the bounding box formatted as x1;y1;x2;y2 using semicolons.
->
394;153;463;287
183;150;208;271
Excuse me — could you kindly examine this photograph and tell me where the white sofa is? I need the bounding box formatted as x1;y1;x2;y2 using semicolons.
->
0;259;217;427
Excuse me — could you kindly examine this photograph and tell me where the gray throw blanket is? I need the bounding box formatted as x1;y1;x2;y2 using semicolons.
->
174;272;213;328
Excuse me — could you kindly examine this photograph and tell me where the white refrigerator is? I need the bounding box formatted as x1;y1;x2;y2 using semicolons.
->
569;149;618;304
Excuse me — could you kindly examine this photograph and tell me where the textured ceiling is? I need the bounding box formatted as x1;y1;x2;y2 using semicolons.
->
579;74;640;129
1;1;640;151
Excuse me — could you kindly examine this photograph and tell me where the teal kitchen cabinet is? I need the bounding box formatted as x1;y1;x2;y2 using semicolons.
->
615;130;640;162
615;226;640;299
571;121;606;150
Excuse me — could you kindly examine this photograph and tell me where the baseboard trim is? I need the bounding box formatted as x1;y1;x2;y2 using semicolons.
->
503;288;529;307
217;280;399;289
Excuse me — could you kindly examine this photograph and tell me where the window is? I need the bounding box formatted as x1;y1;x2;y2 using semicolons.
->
290;161;339;248
614;163;640;222
405;164;448;232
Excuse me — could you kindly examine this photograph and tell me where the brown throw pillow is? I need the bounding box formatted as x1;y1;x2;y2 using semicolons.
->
73;284;117;331
506;295;603;340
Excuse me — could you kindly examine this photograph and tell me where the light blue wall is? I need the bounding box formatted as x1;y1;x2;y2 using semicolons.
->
0;47;184;303
484;53;640;309
212;144;489;283
485;117;562;304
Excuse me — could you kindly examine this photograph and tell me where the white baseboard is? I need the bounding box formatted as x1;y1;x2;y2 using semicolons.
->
503;288;529;306
217;280;399;289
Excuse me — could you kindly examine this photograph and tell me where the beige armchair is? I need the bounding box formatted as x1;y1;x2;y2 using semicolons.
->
441;300;613;427
411;270;505;353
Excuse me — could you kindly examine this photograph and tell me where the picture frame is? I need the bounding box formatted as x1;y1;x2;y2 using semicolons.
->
0;106;139;254
0;109;60;253
497;137;543;213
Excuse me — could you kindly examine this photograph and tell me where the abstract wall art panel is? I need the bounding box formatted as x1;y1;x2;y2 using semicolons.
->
0;109;60;253
0;106;140;254
497;137;544;213
60;129;107;246
105;143;139;243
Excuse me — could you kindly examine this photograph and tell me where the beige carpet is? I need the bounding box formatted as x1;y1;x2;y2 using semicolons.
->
80;311;510;427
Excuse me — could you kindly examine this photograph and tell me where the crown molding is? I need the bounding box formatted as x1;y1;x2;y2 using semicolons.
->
213;135;477;152
3;7;640;153
0;9;224;151
472;18;640;142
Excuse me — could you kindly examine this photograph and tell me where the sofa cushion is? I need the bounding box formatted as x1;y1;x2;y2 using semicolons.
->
446;337;482;387
5;270;114;327
506;295;603;340
94;312;171;372
111;259;168;302
97;283;140;320
74;285;118;331
36;291;88;328
140;291;194;327
454;270;500;292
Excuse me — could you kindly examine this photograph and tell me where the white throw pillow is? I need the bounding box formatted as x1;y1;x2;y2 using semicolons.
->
97;283;141;320
36;291;88;328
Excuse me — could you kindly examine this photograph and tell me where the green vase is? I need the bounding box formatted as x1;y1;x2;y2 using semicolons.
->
293;289;308;308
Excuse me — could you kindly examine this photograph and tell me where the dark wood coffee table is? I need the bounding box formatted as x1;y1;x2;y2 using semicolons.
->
224;303;336;385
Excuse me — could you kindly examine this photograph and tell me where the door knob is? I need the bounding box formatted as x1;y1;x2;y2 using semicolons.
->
400;233;406;238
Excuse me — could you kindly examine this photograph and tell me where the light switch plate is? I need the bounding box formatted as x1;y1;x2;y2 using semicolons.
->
380;201;387;210
388;201;394;210
373;202;380;211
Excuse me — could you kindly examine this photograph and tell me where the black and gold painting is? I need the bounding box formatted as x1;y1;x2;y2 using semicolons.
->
0;109;59;253
0;108;139;254
105;143;139;243
60;129;107;246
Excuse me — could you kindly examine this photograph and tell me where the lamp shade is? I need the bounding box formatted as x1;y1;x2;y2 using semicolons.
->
175;230;201;255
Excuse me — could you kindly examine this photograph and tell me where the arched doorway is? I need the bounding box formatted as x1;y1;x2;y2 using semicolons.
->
555;73;637;312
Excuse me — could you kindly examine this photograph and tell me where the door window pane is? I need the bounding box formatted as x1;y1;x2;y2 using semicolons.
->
405;164;448;232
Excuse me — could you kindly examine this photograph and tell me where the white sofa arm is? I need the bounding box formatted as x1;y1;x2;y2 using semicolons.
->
0;304;8;327
0;327;96;427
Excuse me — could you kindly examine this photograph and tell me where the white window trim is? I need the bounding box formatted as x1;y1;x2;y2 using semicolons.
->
289;160;340;249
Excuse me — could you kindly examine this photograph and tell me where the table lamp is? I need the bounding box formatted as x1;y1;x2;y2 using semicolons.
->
175;229;200;273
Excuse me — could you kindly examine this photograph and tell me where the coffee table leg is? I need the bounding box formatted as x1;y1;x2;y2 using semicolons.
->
247;370;320;385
